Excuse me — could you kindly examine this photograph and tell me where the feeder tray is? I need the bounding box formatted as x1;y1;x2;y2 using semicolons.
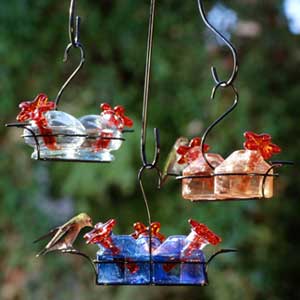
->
6;122;133;163
94;250;233;286
172;164;289;202
169;148;292;202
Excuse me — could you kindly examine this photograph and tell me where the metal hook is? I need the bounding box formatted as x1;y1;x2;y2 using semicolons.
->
262;161;294;198
55;43;85;106
138;167;153;235
61;248;98;279
197;0;239;86
138;164;162;280
201;84;239;169
141;128;160;168
205;248;238;272
54;0;85;106
140;0;160;168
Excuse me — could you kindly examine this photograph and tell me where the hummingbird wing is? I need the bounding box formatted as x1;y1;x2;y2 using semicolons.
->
161;137;189;185
33;214;79;244
35;224;78;257
33;227;60;243
33;214;77;244
44;223;76;250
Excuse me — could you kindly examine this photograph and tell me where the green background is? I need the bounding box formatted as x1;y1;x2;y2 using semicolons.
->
1;0;299;299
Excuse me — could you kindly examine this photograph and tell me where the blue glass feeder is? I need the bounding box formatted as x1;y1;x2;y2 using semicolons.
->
136;235;163;283
97;235;151;285
152;235;186;284
152;235;208;285
87;219;234;286
180;247;207;285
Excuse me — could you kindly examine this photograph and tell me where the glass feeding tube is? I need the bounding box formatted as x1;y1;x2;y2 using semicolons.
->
179;138;224;200
131;221;166;284
84;219;141;285
79;103;133;162
17;94;85;160
180;219;221;285
214;131;281;199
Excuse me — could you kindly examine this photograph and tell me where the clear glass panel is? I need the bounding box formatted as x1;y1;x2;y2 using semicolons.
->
214;150;273;199
182;153;224;200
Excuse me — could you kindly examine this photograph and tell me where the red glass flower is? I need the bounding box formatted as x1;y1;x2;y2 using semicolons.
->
100;103;133;130
183;219;222;256
84;219;120;255
244;131;281;160
17;94;57;150
17;93;56;122
177;137;210;164
85;219;140;274
131;221;166;243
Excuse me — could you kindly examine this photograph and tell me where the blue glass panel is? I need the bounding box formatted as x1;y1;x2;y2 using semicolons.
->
153;235;186;284
180;251;207;285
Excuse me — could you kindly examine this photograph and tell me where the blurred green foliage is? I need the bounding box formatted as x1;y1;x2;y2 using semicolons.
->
1;0;300;299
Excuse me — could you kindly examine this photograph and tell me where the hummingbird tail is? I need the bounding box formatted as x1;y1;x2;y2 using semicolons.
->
36;248;48;257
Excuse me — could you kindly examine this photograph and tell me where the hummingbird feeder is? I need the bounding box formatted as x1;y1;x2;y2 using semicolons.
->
165;0;293;201
6;0;133;162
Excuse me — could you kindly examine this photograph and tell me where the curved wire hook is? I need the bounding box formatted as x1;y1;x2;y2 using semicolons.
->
61;248;98;279
55;0;86;107
141;127;160;168
201;83;239;169
205;248;238;272
55;43;85;106
197;0;239;86
138;165;162;267
140;0;160;168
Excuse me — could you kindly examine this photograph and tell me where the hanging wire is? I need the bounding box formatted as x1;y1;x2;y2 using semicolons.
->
55;0;86;106
197;0;239;169
140;0;160;168
138;166;161;276
138;0;161;221
138;0;162;278
68;0;80;46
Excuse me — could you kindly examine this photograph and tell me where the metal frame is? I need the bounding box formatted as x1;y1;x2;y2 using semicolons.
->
172;161;293;201
5;122;132;163
93;248;237;286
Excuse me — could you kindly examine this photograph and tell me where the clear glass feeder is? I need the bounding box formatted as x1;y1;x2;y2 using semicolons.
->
78;115;123;162
97;235;149;285
182;150;224;201
24;111;85;160
214;149;273;199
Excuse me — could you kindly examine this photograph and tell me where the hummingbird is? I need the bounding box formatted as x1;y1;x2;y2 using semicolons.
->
35;213;93;257
161;137;189;185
